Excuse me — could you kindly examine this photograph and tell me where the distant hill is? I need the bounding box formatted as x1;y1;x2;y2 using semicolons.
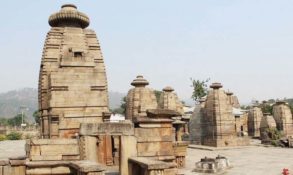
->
0;88;126;121
0;88;37;121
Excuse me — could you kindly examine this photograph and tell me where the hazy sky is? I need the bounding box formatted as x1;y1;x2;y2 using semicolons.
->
1;1;293;104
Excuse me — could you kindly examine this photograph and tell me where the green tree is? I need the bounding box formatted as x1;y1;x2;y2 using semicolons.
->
0;118;8;126
261;104;273;114
190;78;210;103
7;114;26;126
33;110;41;124
154;90;162;103
111;96;127;115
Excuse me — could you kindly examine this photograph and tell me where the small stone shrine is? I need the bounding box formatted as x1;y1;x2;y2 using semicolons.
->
273;101;293;137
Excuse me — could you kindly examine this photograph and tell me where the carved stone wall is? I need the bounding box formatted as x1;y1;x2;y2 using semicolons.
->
125;76;157;120
202;83;238;147
158;86;184;115
38;4;109;138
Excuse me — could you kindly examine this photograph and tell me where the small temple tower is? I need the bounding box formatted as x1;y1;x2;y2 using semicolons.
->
248;105;263;137
38;4;109;138
202;83;238;147
125;75;158;120
159;86;184;115
273;101;293;136
226;91;241;108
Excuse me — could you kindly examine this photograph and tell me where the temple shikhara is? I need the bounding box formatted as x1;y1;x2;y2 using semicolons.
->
38;4;109;139
2;3;293;175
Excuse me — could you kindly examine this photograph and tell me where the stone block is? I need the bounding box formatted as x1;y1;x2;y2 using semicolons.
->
40;145;79;156
137;142;174;157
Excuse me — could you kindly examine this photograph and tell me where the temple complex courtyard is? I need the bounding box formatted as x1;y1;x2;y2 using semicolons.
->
1;140;293;175
181;140;293;175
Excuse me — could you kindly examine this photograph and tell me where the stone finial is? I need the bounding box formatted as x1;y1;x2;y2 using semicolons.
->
163;86;174;92
276;101;286;105
49;4;90;28
210;82;223;89
131;75;149;87
226;91;233;96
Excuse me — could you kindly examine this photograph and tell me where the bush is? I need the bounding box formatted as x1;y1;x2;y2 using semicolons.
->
0;134;6;141
6;132;22;140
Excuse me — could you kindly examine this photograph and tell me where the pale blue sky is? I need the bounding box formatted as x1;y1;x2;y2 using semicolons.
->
1;1;293;104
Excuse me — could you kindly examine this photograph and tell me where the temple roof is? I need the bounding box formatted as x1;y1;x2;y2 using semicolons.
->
49;4;90;28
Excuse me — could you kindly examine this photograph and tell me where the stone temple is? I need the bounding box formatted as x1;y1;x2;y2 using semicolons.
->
7;4;188;175
38;4;109;139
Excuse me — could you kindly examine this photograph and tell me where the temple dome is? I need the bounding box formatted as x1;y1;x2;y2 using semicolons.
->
49;4;90;28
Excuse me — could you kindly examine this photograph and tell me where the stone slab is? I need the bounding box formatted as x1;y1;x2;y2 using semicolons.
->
79;122;134;136
129;157;176;170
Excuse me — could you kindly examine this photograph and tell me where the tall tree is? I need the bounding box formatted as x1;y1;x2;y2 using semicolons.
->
154;90;162;103
190;78;210;103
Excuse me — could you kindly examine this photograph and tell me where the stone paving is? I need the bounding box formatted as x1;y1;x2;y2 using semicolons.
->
180;144;293;175
0;140;293;175
0;140;26;159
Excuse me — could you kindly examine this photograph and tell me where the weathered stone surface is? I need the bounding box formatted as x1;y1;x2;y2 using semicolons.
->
126;75;158;120
260;113;277;140
248;106;263;137
28;139;79;161
129;157;176;170
273;101;293;137
137;142;174;157
79;122;134;136
189;103;204;144
120;136;137;175
201;83;248;147
39;4;109;139
146;109;181;118
69;160;105;173
0;160;9;166
158;86;184;115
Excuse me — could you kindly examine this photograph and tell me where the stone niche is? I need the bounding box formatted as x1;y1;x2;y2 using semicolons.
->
38;4;109;139
273;101;293;137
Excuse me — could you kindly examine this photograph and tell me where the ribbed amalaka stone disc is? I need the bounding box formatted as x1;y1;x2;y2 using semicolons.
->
163;86;174;92
131;75;149;87
49;4;90;28
210;82;223;89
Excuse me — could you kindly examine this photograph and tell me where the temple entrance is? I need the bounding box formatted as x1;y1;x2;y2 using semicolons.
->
79;122;137;175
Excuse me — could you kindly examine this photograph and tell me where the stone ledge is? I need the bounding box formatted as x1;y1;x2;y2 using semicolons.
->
79;122;134;136
69;160;105;173
129;157;176;170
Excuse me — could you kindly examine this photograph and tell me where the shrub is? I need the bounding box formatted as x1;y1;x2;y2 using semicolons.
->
6;132;22;140
0;134;6;141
